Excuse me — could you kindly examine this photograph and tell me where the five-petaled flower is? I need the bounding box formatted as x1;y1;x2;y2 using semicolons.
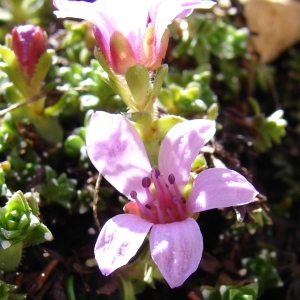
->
86;112;258;288
53;0;215;74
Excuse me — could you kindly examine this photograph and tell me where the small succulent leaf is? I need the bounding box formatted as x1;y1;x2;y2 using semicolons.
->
6;220;17;231
0;45;16;65
30;49;54;91
24;192;39;216
23;223;53;245
64;135;85;156
1;228;18;239
0;241;23;272
0;46;33;97
0;191;51;247
7;191;28;212
28;214;40;230
18;214;30;230
29;113;63;144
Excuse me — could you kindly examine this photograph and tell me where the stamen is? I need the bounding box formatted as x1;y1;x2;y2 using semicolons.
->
130;190;151;219
167;173;183;200
153;200;165;223
142;176;155;204
142;177;151;188
151;169;170;205
130;169;188;224
168;174;175;184
130;190;137;199
154;168;160;178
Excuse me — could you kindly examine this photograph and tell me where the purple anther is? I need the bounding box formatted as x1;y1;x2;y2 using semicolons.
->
145;204;152;210
130;190;137;199
142;177;151;188
154;168;160;178
168;174;175;184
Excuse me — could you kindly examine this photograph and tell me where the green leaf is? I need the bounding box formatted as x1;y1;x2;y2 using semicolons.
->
0;46;17;65
0;242;23;272
0;46;33;98
64;135;85;156
0;279;26;299
30;49;54;93
23;223;53;245
29;113;63;144
44;90;80;117
201;283;259;300
36;166;77;209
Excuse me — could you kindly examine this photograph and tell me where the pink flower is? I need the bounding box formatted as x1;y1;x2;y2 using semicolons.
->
11;25;48;79
86;112;258;288
53;0;215;74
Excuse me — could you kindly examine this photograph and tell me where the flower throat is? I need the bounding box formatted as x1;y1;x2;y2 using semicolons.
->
126;168;188;224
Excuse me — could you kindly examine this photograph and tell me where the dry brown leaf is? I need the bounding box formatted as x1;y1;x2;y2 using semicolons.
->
243;0;300;63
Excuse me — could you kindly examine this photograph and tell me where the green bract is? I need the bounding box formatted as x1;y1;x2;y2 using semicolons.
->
94;48;168;113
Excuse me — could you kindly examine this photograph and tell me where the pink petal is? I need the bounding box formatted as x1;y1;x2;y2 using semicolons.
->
53;0;98;22
53;0;148;56
86;112;151;200
98;0;147;64
188;168;258;213
98;0;148;38
53;0;114;55
150;218;203;288
158;119;215;188
95;214;153;275
150;0;216;49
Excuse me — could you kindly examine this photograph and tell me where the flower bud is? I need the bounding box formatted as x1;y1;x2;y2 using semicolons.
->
94;25;170;75
11;25;48;78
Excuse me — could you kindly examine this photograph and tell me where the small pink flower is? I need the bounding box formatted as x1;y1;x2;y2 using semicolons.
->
11;25;48;79
53;0;215;74
86;112;258;288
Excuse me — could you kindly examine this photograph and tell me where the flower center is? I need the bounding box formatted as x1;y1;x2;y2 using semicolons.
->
127;168;188;224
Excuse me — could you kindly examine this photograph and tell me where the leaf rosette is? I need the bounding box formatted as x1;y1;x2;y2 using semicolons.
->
0;190;53;249
0;191;53;272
